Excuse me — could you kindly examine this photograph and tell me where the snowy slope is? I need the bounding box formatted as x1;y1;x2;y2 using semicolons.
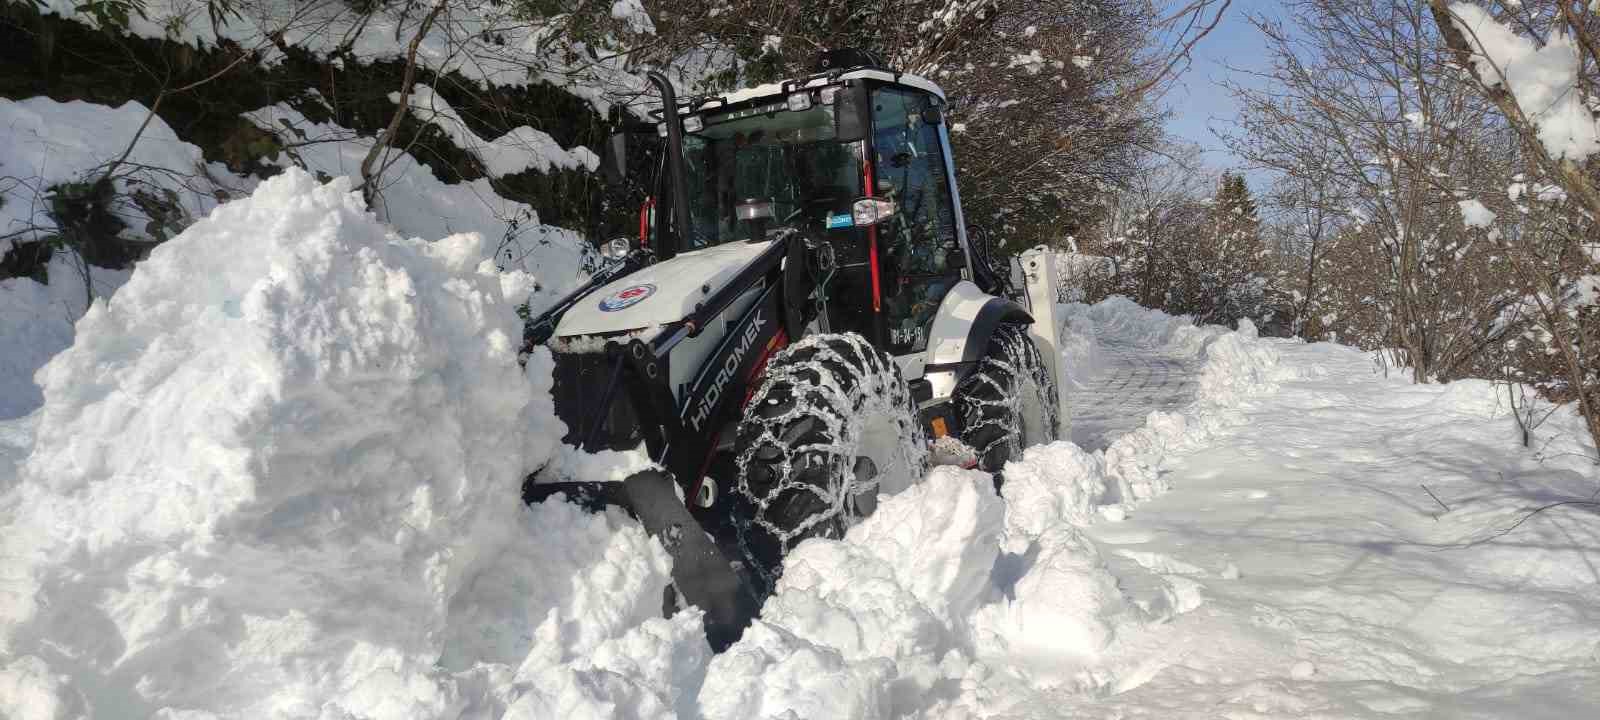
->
1;173;1597;718
0;95;592;422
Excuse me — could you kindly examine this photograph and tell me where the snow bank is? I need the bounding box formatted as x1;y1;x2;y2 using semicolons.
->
1;220;1290;720
0;415;33;494
0;94;593;423
1065;295;1210;357
0;97;238;250
697;303;1290;716
242;100;592;314
1055;294;1212;395
0;96;218;418
1096;313;1286;502
37;0;728;120
969;525;1143;688
1054;302;1106;391
0;170;683;719
399;86;600;178
702;468;1003;719
1054;297;1289;503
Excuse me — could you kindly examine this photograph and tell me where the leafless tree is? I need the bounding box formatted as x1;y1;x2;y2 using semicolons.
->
1221;0;1515;382
1081;142;1215;305
1424;0;1600;459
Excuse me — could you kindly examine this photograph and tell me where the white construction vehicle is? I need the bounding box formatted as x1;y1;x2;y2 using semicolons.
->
522;50;1068;650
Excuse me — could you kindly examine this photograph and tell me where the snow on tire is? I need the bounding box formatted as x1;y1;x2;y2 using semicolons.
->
733;333;926;591
955;323;1060;476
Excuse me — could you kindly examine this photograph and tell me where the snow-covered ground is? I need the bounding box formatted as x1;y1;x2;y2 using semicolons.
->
1063;301;1201;452
0;174;1597;718
1059;340;1600;718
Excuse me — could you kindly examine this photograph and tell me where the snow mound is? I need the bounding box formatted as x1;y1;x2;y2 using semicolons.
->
970;525;1141;688
1101;320;1288;503
240;99;593;301
703;468;1004;719
0;94;590;423
998;442;1106;534
0;169;677;718
1072;295;1210;357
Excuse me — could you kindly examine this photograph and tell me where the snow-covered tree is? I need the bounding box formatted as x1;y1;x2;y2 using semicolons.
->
1222;0;1517;382
1425;0;1600;458
641;0;1231;252
1195;172;1271;327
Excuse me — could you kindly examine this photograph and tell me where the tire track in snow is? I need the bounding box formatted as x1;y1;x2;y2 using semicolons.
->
1069;337;1198;452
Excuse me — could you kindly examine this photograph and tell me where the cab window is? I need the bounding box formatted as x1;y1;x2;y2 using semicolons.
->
871;87;961;353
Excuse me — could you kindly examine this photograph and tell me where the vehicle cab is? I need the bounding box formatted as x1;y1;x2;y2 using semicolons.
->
645;54;979;358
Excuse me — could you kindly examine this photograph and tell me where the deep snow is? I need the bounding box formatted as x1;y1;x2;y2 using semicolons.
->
0;94;592;422
1;174;1597;718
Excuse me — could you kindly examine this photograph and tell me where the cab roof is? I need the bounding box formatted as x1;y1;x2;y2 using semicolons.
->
673;69;946;117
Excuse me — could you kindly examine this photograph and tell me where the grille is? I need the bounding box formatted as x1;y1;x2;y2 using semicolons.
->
549;350;643;452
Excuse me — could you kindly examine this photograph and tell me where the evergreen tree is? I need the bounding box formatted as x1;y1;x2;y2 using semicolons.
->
1195;171;1269;327
1211;172;1262;262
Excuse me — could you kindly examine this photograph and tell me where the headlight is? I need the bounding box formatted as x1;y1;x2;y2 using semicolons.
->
600;237;633;260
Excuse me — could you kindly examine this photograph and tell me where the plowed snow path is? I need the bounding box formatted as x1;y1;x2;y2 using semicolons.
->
1069;337;1197;451
1041;341;1600;719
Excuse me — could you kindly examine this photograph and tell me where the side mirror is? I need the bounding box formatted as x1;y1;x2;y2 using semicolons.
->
601;131;627;183
834;82;871;142
945;245;967;269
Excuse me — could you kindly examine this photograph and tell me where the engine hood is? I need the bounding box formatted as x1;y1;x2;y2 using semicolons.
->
556;239;777;336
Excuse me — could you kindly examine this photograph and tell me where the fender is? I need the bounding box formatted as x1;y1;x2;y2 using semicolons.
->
962;298;1033;363
920;280;1032;400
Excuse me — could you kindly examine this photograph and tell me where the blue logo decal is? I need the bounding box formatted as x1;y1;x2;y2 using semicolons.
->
598;283;656;312
826;213;855;229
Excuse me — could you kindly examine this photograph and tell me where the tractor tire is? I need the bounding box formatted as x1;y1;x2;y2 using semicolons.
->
732;333;926;591
954;323;1060;478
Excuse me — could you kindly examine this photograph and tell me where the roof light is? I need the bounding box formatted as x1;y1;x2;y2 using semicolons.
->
787;92;813;112
852;198;897;227
820;86;840;105
683;115;704;133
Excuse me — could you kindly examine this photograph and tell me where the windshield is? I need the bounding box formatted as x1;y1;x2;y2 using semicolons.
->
682;99;864;249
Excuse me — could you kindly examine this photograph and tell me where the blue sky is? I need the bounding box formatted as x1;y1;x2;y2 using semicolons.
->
1159;0;1291;185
